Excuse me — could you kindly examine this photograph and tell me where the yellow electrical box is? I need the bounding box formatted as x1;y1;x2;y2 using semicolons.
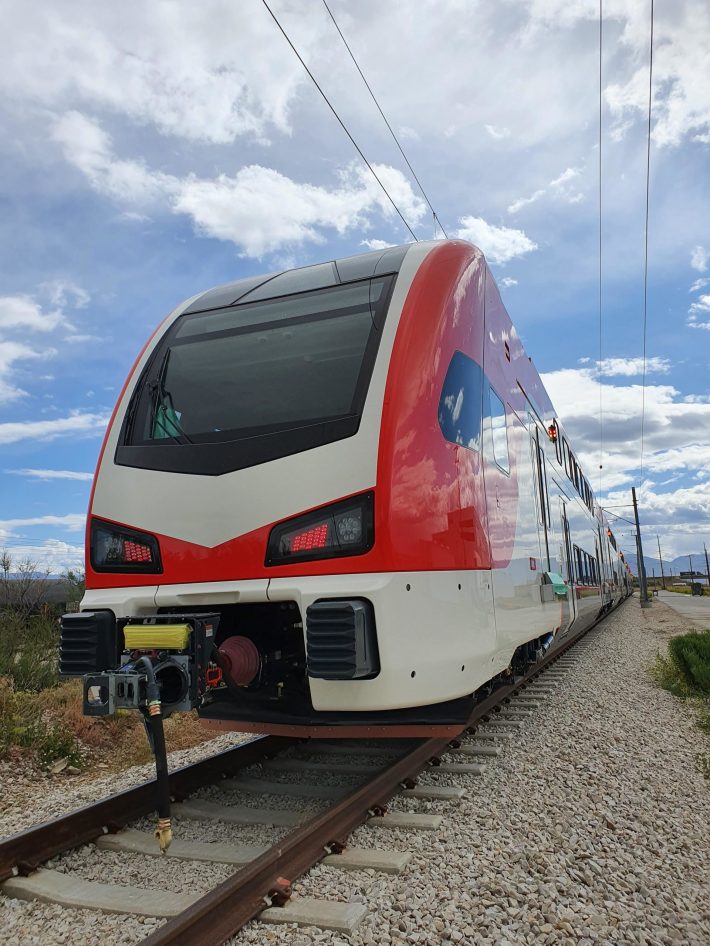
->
123;624;191;650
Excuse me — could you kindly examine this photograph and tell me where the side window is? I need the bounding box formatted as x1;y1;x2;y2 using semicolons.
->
487;385;510;473
438;351;483;452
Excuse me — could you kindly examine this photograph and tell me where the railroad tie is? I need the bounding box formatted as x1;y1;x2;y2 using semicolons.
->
2;868;199;918
97;829;411;874
366;811;442;831
401;785;466;801
261;897;367;933
220;776;347;800
454;743;501;758
172;799;305;827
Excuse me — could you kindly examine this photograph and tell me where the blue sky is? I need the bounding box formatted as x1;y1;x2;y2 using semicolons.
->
0;0;708;571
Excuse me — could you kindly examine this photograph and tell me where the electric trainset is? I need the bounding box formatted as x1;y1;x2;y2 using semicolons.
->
61;240;632;738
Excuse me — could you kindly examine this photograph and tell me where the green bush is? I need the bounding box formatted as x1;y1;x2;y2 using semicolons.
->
668;631;710;696
0;607;60;691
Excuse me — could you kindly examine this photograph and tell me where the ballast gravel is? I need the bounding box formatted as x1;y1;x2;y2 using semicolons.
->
2;598;709;946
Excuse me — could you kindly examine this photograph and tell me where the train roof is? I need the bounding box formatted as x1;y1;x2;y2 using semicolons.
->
184;243;414;315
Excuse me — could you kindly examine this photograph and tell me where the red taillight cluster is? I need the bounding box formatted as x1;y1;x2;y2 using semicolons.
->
291;524;329;552
90;518;162;574
266;493;374;566
122;540;153;563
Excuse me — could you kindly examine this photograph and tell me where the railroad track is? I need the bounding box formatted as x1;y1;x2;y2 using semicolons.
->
0;619;601;945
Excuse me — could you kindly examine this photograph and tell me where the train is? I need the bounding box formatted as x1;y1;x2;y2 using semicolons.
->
60;239;632;738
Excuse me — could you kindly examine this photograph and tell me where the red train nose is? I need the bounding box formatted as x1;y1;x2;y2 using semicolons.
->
217;636;261;687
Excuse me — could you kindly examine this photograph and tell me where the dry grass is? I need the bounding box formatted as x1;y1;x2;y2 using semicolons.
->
1;677;213;772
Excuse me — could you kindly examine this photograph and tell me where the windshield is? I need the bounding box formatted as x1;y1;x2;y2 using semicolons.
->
118;275;393;476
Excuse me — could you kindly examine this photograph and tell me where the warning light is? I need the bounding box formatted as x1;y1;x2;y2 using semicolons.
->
547;424;557;442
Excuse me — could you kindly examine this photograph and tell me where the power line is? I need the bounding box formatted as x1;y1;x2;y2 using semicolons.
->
639;0;655;479
260;0;419;242
320;0;448;239
598;0;604;496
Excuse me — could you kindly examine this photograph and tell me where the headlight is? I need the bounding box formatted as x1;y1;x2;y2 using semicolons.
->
90;518;163;574
265;492;374;566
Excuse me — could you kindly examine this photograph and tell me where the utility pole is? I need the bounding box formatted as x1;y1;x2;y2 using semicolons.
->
632;487;650;607
704;542;710;589
689;554;693;576
657;535;666;590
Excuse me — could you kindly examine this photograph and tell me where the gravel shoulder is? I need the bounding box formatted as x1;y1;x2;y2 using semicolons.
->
2;597;709;946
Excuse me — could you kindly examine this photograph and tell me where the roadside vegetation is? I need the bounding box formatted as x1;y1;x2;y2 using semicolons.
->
651;628;710;782
0;552;211;775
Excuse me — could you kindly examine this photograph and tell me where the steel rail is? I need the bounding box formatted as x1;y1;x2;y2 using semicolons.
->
141;613;604;946
0;734;297;882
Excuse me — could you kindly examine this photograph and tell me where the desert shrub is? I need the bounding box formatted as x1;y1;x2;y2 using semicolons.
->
0;678;85;767
668;631;710;696
0;606;60;691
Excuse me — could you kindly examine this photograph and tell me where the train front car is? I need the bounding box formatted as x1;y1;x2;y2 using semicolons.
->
60;239;615;737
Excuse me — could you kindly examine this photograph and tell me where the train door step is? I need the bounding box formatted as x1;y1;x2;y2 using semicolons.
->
261;896;367;933
401;784;466;801
263;758;381;776
366;811;442;830
455;743;501;757
2;868;199;917
323;847;412;873
173;799;304;827
96;828;267;864
220;776;347;800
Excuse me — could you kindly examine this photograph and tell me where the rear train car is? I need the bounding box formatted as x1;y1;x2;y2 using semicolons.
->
62;240;630;737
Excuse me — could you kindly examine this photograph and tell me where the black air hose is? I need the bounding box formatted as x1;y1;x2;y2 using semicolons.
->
136;656;172;852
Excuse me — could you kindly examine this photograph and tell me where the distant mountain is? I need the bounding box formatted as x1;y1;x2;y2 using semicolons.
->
624;552;709;581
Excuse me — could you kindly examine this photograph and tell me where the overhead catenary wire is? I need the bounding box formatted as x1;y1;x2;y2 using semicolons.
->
260;0;419;242
639;0;655;480
320;0;448;239
598;0;604;496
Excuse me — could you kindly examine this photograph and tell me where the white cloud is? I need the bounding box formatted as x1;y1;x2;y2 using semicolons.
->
508;190;546;214
360;239;395;251
455;216;537;265
43;281;90;310
508;166;583;214
1;2;311;145
500;277;518;288
597;356;671;377
54;112;428;256
687;293;710;330
690;277;709;292
0;341;50;404
600;1;710;147
5;469;94;482
0;296;67;333
691;245;708;272
0;514;86;544
541;366;710;506
485;124;511;140
0;411;109;445
53;111;174;205
0;539;85;573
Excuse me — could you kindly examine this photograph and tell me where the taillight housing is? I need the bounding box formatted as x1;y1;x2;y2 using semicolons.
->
90;518;162;574
266;492;374;566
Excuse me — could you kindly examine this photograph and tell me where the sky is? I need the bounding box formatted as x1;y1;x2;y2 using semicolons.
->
0;0;708;572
